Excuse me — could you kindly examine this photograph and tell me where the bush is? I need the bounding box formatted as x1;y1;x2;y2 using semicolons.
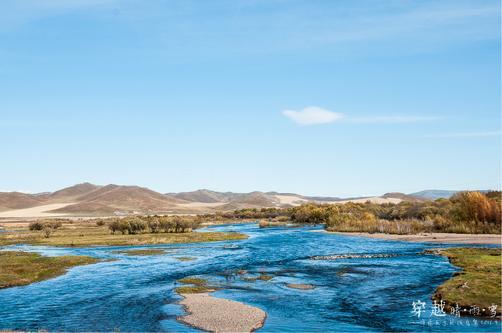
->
108;219;121;234
43;226;53;238
29;221;44;231
450;191;501;224
29;220;62;237
291;191;501;235
106;215;200;235
291;204;334;224
147;218;161;233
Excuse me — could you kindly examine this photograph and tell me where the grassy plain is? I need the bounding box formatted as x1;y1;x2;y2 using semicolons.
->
0;221;247;247
431;247;501;318
0;251;99;289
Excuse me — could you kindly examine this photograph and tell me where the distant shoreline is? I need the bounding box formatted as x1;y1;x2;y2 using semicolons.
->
322;231;501;244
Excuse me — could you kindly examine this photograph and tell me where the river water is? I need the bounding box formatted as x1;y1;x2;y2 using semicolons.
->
0;223;500;332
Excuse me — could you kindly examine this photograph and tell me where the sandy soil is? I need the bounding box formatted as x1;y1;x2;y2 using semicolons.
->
273;194;308;206
0;203;75;218
178;293;266;332
329;231;501;244
176;202;224;209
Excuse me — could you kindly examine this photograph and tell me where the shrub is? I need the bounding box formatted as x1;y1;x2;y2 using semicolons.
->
127;217;147;234
46;221;62;229
147;218;161;233
43;226;53;238
29;221;44;231
106;216;200;235
291;204;334;224
450;191;501;224
29;220;62;237
108;219;121;234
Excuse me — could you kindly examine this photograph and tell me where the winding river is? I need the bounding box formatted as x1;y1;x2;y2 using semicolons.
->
0;223;500;332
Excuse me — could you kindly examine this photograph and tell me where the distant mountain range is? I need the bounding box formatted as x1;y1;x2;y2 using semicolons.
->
0;183;493;218
409;190;460;200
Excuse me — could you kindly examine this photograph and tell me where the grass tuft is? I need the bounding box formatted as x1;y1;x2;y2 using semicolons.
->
175;285;217;294
178;277;207;285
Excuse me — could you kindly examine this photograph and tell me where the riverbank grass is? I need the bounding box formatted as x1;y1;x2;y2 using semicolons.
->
0;222;247;247
431;247;501;318
0;251;99;289
178;277;207;285
176;276;217;294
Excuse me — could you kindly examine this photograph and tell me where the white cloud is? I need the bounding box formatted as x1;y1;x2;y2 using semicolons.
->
282;106;439;126
282;106;344;125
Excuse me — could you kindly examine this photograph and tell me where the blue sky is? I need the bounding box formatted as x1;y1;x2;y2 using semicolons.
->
0;0;500;197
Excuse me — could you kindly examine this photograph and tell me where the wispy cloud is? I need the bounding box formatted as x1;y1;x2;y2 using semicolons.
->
425;131;501;138
282;107;344;125
282;106;438;126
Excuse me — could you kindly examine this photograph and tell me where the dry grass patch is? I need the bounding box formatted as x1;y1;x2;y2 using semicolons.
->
0;221;247;247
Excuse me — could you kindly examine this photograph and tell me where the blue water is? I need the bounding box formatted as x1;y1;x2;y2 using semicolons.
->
0;223;500;332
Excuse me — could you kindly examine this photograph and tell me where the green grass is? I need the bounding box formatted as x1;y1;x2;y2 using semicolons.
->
0;251;99;289
175;276;217;294
258;220;290;228
175;285;217;294
113;249;167;256
0;223;247;247
178;277;207;285
431;247;501;318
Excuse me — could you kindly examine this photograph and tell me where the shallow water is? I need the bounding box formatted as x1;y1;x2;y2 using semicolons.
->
0;223;500;332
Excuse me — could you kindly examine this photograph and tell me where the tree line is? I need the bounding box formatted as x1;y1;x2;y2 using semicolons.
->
107;215;201;235
288;191;501;234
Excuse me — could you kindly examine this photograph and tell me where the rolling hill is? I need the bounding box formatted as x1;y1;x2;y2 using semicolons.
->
0;192;44;211
1;183;491;218
409;190;459;200
51;184;185;214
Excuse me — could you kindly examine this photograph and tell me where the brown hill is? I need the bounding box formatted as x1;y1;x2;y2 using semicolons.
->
230;192;278;206
172;189;231;203
0;192;43;211
382;192;424;202
216;192;280;210
48;182;102;201
0;182;440;217
54;184;184;214
50;202;117;215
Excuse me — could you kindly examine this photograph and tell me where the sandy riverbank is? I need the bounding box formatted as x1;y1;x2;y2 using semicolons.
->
326;231;501;244
178;293;266;332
